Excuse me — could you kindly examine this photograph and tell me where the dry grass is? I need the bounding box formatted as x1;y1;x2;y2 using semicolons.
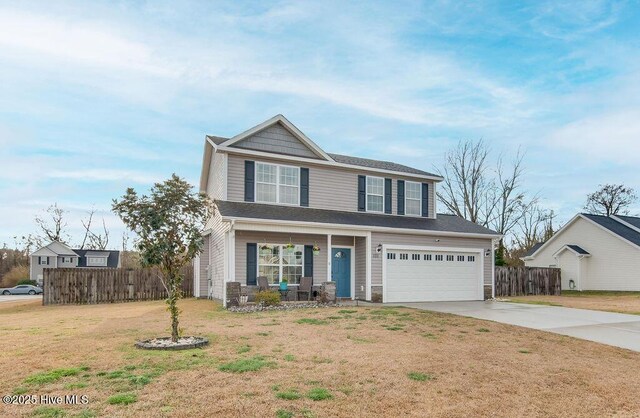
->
2;299;640;417
509;291;640;315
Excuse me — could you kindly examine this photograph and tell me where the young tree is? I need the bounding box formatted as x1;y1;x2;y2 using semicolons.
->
112;174;212;342
584;184;637;216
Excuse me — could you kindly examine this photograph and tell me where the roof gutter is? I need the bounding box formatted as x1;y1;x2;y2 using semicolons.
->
220;215;501;240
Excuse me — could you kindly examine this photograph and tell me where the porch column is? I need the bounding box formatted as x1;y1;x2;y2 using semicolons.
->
327;234;332;282
228;228;236;282
366;232;372;301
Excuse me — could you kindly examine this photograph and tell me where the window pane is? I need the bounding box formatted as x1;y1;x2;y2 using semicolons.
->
279;185;299;205
367;195;383;212
366;177;384;195
406;199;421;216
258;245;280;265
258;265;280;284
256;183;277;203
256;163;277;184
279;166;299;186
282;246;303;266
406;182;421;199
282;266;302;284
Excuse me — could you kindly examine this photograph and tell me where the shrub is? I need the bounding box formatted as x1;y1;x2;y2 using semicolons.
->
17;279;37;286
255;290;281;306
0;265;29;287
371;293;383;303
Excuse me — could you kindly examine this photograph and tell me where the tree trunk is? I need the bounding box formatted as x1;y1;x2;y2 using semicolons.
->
166;268;181;342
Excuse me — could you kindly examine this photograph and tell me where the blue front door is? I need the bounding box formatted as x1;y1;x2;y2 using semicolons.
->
331;248;351;298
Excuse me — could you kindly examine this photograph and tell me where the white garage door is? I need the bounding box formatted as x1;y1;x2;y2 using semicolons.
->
384;249;483;302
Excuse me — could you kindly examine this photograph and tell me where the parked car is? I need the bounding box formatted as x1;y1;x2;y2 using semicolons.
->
0;285;43;295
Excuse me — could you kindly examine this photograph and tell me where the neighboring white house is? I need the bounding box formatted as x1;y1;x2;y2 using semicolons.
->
30;241;121;285
522;213;640;291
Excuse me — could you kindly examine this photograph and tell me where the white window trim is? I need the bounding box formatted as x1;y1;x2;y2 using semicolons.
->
404;180;422;217
365;175;385;213
87;257;108;267
256;244;305;285
255;162;301;206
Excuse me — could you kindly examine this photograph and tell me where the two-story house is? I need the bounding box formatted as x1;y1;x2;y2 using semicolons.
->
196;115;499;305
30;241;121;284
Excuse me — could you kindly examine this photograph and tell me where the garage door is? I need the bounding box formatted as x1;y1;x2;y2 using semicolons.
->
384;249;483;302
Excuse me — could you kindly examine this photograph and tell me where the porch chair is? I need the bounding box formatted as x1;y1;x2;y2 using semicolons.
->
257;276;270;292
297;277;313;301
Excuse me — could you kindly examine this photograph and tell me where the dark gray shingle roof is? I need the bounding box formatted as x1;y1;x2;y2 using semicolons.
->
327;153;440;178
615;215;640;230
566;244;590;255
581;213;640;247
73;249;120;268
216;201;498;236
524;242;544;257
207;136;440;178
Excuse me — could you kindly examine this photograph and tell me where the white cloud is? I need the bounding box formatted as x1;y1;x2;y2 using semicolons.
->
548;110;640;165
47;169;161;184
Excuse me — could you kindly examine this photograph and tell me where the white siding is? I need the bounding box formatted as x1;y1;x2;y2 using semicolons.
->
206;151;226;200
207;214;229;300
525;217;640;291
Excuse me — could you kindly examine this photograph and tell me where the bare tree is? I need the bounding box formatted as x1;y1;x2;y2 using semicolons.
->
515;205;556;249
79;209;110;250
584;184;637;216
487;150;528;239
437;140;494;226
34;203;70;244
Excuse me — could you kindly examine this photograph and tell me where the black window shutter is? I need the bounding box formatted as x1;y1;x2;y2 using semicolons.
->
244;161;255;202
397;180;405;215
304;245;314;277
384;178;392;214
357;175;366;211
300;168;309;207
422;183;429;217
246;243;257;285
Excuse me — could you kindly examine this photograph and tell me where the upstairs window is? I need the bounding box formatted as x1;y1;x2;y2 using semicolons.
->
405;181;422;216
366;176;384;213
87;257;107;267
256;163;299;205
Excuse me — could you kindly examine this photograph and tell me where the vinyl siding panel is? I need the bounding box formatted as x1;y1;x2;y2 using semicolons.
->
226;153;436;217
206;151;226;200
370;232;493;287
198;235;210;297
207;214;228;300
232;123;322;159
355;236;366;299
525;217;640;291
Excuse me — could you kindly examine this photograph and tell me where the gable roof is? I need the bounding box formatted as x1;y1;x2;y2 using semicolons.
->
523;242;544;257
216;200;499;237
581;213;640;247
524;213;640;260
552;244;591;258
222;115;334;161
32;241;78;257
200;115;443;192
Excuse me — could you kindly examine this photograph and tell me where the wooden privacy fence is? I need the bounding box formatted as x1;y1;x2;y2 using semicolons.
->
494;266;561;297
43;266;193;305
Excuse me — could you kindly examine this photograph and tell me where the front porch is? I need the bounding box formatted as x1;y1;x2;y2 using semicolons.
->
225;228;371;305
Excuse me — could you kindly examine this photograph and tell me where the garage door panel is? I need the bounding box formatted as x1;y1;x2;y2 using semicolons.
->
385;249;482;302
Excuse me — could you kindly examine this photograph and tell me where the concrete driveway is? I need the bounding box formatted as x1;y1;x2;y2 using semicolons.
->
0;294;42;304
396;301;640;352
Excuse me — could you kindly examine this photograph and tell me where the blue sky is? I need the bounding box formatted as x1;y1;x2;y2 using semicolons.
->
1;0;639;248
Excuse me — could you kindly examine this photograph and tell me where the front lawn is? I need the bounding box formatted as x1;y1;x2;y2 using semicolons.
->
508;290;640;315
1;298;640;417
